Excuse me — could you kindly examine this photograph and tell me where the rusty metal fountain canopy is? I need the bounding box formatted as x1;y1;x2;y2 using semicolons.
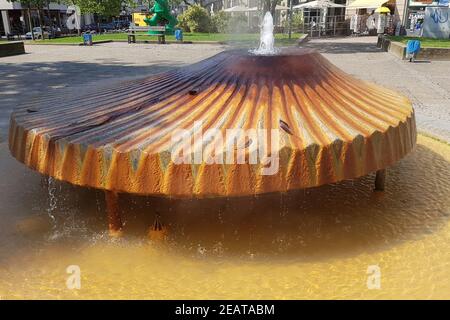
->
9;48;416;198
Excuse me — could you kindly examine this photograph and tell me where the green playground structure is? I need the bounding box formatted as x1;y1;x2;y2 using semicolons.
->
143;0;178;35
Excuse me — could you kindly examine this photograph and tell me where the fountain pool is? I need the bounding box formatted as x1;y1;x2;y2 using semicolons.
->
0;134;450;299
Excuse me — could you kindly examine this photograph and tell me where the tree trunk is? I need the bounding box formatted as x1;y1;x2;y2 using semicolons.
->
262;0;278;22
47;1;52;27
56;10;61;31
288;0;293;39
270;1;277;18
262;0;270;13
37;8;44;39
27;8;35;40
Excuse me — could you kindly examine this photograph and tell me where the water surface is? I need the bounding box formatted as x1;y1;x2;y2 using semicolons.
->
0;135;449;299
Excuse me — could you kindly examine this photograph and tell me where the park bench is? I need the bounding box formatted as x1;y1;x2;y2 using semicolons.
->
127;25;166;44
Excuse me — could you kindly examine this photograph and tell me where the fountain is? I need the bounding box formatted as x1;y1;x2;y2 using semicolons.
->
250;12;278;55
8;16;416;236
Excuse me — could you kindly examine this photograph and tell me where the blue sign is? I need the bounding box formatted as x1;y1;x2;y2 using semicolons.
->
439;0;449;6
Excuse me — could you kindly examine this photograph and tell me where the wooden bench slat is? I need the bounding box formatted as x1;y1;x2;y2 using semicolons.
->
128;26;166;32
127;25;167;44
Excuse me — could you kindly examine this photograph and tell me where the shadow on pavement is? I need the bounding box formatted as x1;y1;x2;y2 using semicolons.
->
0;60;185;139
411;60;431;64
302;40;382;54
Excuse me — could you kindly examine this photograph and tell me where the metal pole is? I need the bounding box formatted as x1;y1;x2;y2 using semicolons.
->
333;15;336;36
302;11;305;35
318;10;321;38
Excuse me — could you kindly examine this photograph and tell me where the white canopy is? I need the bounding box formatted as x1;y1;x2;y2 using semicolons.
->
346;0;387;9
245;5;289;11
224;6;253;12
224;4;292;13
293;0;346;9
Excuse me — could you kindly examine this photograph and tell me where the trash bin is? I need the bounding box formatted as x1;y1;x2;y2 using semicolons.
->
406;40;420;62
83;33;93;46
175;29;183;42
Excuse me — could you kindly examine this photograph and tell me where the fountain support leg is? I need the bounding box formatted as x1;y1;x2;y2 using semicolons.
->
105;191;123;237
374;169;386;191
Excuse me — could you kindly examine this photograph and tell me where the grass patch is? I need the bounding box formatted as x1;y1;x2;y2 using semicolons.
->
25;32;303;46
387;36;450;48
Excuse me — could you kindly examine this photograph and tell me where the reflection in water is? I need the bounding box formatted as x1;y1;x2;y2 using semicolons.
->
0;135;450;299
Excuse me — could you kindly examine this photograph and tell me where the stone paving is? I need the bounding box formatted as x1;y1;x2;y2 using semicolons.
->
303;36;450;143
0;38;449;144
0;42;226;142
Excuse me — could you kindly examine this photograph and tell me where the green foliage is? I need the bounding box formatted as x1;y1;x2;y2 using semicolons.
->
6;0;49;8
226;13;249;34
177;4;211;33
64;0;134;17
283;12;304;30
176;10;189;32
210;11;229;33
8;0;131;18
177;8;250;34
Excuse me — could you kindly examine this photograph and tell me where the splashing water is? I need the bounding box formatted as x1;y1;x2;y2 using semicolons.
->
250;12;279;55
2;135;450;298
47;177;57;225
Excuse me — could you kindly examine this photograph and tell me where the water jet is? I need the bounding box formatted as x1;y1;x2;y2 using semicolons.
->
250;12;278;55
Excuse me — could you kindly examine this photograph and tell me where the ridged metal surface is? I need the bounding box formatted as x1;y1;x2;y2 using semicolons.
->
9;48;416;197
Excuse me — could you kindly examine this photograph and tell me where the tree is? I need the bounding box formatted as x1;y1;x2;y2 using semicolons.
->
261;0;280;18
177;4;210;32
210;10;229;33
64;0;135;17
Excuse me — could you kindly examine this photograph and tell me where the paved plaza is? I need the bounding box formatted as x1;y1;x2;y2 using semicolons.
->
303;37;450;143
0;42;226;143
1;37;449;143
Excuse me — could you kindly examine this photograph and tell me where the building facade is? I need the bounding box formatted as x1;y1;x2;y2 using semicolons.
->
193;0;348;29
0;0;71;36
345;0;408;27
